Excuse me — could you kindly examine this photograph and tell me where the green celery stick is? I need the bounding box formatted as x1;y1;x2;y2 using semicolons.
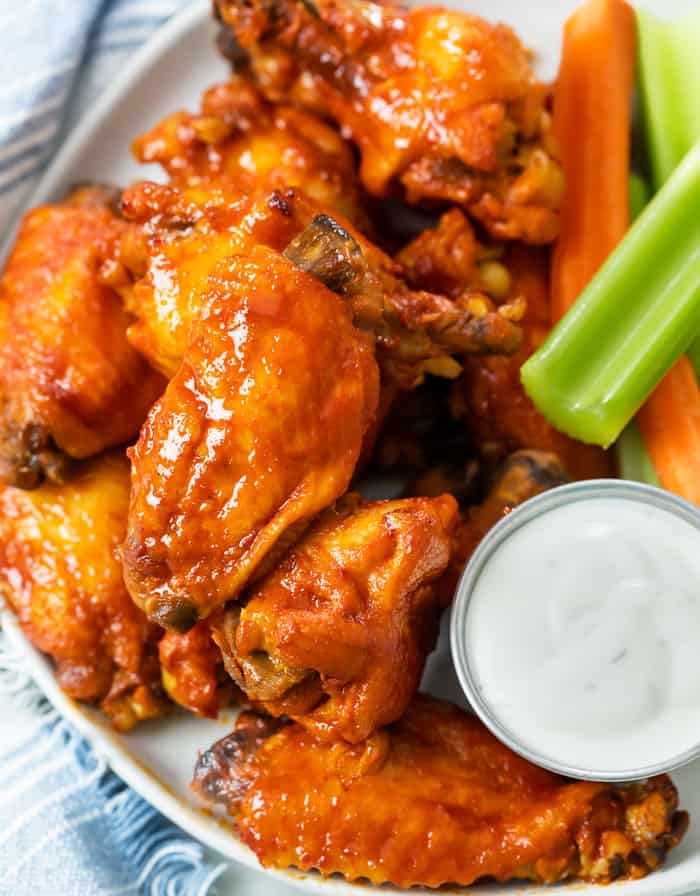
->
615;172;658;485
628;172;650;220
637;7;700;374
521;139;700;448
636;8;700;191
616;421;661;486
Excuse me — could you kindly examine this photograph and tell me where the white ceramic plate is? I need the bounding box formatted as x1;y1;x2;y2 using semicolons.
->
3;0;700;894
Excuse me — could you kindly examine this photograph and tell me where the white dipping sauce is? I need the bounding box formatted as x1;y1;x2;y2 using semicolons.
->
464;494;700;776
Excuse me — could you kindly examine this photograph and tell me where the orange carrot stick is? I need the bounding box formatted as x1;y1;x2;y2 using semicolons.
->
551;0;635;322
550;0;700;503
637;357;700;504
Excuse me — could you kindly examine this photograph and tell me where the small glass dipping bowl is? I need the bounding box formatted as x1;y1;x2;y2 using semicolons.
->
450;479;700;781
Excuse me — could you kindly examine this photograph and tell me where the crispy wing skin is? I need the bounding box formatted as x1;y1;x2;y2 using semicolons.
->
193;696;688;888
453;449;568;566
0;451;167;730
109;184;522;384
215;0;563;243
109;185;318;378
133;76;363;223
108;76;365;379
0;186;165;489
159;621;237;718
212;493;458;743
123;245;380;631
397;207;516;302
449;245;612;479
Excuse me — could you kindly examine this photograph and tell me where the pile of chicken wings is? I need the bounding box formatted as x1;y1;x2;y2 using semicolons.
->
0;0;686;888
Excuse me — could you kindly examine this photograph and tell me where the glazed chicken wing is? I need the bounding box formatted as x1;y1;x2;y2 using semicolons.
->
194;696;688;888
215;0;563;243
0;451;167;730
133;76;363;224
450;449;568;576
398;218;610;478
450;245;611;479
110;184;522;383
0;186;165;489
109;185;317;378
123;244;380;631
212;493;458;743
105;76;366;379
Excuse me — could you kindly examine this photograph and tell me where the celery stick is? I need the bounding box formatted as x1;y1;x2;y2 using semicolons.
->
628;172;650;220
637;7;700;375
616;422;661;486
636;8;700;191
521;139;700;448
615;173;658;485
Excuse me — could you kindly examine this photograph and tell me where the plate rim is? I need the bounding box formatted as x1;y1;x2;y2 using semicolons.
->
1;609;335;894
1;1;700;894
1;0;209;258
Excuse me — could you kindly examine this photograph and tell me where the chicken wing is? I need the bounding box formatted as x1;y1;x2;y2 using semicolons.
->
212;493;458;743
0;451;167;730
0;186;165;489
122;244;380;631
109;184;522;383
108;184;316;378
399;222;610;478
159;621;237;718
397;207;511;300
215;0;563;243
450;245;611;478
193;696;688;888
133;76;363;224
450;449;568;578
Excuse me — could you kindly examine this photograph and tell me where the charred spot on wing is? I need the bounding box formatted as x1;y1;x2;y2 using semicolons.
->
192;711;284;807
606;855;625;881
215;23;250;68
298;0;320;18
505;450;570;492
267;189;295;217
0;422;74;490
149;598;200;633
471;313;522;355
284;214;366;295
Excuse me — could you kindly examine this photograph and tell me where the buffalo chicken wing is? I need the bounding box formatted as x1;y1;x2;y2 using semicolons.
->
215;0;563;243
109;184;522;383
193;696;688;888
159;621;236;717
399;222;610;478
122;244;380;631
0;186;164;488
133;76;364;223
451;245;611;478
0;451;167;730
212;493;458;742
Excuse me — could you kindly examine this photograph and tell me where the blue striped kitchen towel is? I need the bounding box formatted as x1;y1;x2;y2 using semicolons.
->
0;2;228;893
0;0;193;231
0;631;227;895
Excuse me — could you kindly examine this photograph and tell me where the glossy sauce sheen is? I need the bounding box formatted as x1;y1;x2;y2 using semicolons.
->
217;0;563;243
208;697;685;888
123;245;379;627
466;496;700;773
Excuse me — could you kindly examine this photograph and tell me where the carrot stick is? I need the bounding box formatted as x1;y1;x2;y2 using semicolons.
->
637;357;700;504
549;0;700;502
550;0;635;322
